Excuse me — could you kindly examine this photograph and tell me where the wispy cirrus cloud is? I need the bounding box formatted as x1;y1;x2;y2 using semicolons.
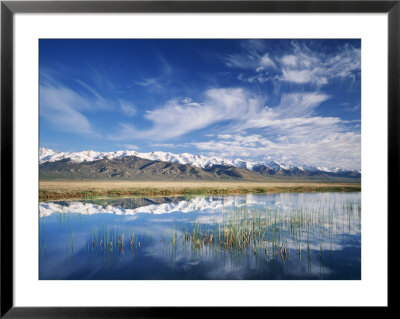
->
110;88;332;141
40;84;95;134
224;40;277;70
110;88;264;141
227;40;360;86
135;78;161;88
274;92;330;117
119;100;137;117
40;76;134;135
133;54;173;90
109;85;359;169
279;42;360;85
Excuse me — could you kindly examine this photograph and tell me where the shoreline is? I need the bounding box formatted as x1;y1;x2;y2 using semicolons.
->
39;180;361;201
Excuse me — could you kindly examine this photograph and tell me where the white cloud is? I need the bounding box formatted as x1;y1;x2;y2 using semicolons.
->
224;40;276;71
217;134;233;139
111;89;331;141
276;92;330;117
120;100;136;117
135;78;160;87
123;144;139;150
40;75;121;135
281;55;297;66
111;88;263;141
279;42;360;85
192;130;360;170
225;53;258;69
260;53;276;68
109;86;359;169
231;41;360;86
75;79;108;103
281;69;328;85
149;143;184;148
40;85;94;134
237;72;276;84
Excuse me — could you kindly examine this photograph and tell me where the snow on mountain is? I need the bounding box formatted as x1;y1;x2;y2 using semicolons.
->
316;166;354;173
39;147;359;174
39;196;235;217
39;147;235;169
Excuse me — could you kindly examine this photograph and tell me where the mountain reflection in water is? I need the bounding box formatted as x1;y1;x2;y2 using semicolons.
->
39;192;361;280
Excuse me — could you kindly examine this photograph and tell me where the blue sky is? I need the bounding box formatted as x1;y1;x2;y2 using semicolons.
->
40;39;361;169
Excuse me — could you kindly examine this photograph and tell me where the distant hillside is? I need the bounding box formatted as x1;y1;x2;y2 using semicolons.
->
40;147;361;177
39;155;360;182
39;155;266;181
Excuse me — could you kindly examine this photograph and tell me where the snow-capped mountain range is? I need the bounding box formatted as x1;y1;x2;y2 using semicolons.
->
39;147;360;175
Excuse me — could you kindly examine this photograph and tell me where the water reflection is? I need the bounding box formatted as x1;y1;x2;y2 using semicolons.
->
39;192;361;280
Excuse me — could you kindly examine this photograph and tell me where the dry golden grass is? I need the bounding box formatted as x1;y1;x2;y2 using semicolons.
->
39;180;361;201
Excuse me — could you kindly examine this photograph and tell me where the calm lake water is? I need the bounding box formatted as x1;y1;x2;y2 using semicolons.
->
39;192;361;280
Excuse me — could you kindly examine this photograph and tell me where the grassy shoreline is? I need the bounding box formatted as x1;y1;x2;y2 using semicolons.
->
39;180;361;201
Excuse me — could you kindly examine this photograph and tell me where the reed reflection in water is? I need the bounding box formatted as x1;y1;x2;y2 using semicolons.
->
39;192;361;280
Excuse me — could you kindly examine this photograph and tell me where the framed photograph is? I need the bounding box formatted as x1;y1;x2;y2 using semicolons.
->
1;0;395;316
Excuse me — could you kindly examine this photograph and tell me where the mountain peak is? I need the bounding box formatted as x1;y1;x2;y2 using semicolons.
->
38;147;360;177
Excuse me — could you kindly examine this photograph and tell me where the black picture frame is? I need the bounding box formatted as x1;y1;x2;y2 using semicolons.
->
1;0;395;317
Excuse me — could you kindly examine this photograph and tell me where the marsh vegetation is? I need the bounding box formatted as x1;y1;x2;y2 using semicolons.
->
39;192;361;279
39;180;361;201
